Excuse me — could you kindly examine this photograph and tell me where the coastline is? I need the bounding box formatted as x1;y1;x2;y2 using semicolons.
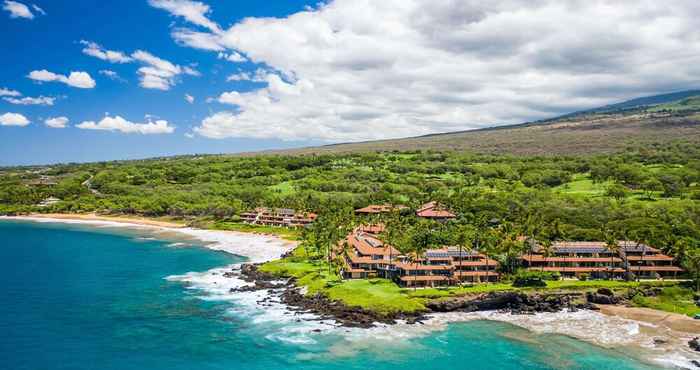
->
0;213;297;263
1;214;698;368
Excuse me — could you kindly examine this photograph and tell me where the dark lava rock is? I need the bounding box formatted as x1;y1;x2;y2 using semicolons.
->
426;291;585;315
690;337;700;352
586;292;620;305
597;287;614;296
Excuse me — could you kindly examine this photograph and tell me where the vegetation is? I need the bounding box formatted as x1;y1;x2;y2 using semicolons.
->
631;285;700;317
2;96;700;314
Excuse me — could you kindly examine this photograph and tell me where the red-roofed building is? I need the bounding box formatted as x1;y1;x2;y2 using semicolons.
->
416;201;456;221
239;207;316;228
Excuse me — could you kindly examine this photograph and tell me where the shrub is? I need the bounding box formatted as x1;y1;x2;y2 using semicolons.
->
512;271;549;287
578;273;589;281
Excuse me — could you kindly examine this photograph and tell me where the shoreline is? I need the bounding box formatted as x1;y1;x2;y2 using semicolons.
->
2;214;698;368
0;214;297;263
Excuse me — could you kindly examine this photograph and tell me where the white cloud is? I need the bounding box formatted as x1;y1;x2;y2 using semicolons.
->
3;1;34;19
76;115;175;134
217;51;246;63
99;69;126;82
131;50;198;90
44;116;68;128
3;95;55;106
80;40;133;63
148;0;220;32
226;72;251;81
172;28;224;51
0;87;21;97
28;69;96;89
185;93;195;103
30;3;43;15
0;112;30;126
158;0;700;141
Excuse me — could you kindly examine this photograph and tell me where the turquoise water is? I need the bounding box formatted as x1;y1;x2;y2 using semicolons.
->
0;221;662;370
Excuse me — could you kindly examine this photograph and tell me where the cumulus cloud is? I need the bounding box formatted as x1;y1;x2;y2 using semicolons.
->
76;115;175;134
3;1;34;19
0;112;30;126
158;0;700;141
28;69;96;89
3;95;55;106
0;87;21;97
80;40;133;63
44;116;68;128
184;93;195;103
148;0;220;32
218;52;246;63
131;50;198;90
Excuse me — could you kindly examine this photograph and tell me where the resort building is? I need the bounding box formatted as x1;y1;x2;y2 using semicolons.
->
340;226;499;287
416;201;456;221
619;242;684;279
521;241;683;279
354;204;406;215
240;207;317;228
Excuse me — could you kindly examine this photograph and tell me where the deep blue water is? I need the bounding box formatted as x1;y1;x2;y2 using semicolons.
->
0;221;661;370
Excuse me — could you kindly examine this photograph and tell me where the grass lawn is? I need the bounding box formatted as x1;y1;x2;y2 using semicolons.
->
631;285;700;317
206;221;302;240
267;181;296;196
554;174;612;197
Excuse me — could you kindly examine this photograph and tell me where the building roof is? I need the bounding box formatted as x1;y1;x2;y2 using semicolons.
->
355;204;406;214
425;247;483;258
399;275;450;282
522;256;623;263
416;201;456;219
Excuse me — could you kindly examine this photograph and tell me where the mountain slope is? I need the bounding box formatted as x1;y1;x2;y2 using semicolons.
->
259;91;700;156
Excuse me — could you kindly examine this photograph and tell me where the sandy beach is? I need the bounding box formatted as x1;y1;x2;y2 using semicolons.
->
0;213;297;263
598;304;700;334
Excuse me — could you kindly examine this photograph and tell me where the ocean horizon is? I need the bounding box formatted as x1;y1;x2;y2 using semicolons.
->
0;220;672;370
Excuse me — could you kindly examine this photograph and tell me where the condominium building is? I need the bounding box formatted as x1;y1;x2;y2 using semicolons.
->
239;207;317;227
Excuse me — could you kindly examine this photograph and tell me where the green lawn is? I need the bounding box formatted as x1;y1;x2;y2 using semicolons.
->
206;221;302;240
631;286;700;317
267;181;296;196
554;174;612;196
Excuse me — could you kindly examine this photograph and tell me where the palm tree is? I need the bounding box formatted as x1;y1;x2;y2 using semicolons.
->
683;245;700;292
409;221;434;289
454;224;477;285
478;228;498;284
603;228;620;280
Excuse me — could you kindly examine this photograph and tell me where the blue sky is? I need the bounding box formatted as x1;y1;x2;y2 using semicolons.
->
0;0;318;165
2;1;699;166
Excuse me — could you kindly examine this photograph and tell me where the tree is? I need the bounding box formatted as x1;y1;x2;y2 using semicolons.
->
641;178;663;200
680;242;700;292
603;227;620;280
605;183;629;201
453;223;478;285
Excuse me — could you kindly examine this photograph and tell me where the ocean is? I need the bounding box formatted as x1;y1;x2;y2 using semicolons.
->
0;220;672;369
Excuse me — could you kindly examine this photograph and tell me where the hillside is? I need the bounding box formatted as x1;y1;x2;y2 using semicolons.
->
262;92;700;156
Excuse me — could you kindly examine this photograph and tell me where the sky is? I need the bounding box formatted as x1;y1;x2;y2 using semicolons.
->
1;1;700;166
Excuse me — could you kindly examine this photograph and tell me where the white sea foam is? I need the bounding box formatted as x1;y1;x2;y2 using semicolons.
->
166;264;338;345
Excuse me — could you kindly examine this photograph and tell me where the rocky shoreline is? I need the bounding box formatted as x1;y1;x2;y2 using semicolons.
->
228;264;624;327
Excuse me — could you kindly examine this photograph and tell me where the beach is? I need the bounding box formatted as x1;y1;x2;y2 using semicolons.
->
0;213;297;263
